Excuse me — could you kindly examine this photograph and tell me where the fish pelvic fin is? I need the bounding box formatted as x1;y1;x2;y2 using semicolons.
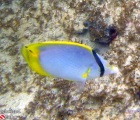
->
82;67;92;79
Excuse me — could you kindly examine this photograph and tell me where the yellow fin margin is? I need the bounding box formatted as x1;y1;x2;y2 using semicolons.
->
27;41;92;51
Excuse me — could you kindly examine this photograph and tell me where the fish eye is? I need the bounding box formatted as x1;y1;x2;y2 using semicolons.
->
29;50;33;53
25;46;28;48
28;49;37;57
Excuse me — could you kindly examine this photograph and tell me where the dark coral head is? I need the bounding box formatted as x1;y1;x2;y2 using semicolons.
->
94;25;118;46
105;25;118;39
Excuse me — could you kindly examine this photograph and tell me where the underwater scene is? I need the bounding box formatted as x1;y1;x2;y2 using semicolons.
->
0;0;139;120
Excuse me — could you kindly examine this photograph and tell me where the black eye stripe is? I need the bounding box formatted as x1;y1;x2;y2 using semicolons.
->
92;50;105;77
29;50;33;53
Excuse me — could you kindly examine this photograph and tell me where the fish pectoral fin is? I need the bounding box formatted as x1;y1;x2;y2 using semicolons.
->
82;67;92;79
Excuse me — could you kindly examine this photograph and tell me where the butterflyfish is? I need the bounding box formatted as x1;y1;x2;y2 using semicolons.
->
21;41;119;83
